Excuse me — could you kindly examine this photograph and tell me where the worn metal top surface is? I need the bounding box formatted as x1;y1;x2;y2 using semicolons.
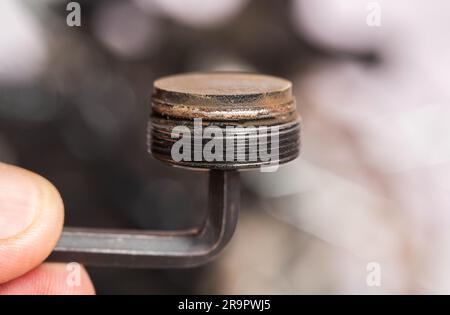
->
154;72;291;96
152;72;295;121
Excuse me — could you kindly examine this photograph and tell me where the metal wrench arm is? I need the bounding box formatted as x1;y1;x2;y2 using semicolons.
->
47;170;240;268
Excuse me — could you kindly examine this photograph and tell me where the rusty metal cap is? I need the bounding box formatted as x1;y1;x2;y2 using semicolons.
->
152;72;296;121
149;72;301;170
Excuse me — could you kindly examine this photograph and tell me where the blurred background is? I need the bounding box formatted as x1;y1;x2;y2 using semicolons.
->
1;0;450;294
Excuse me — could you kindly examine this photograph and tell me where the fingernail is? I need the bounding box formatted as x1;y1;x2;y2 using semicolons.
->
0;167;38;239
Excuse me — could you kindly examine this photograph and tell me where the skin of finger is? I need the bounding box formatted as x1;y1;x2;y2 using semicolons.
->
0;263;95;295
0;163;64;284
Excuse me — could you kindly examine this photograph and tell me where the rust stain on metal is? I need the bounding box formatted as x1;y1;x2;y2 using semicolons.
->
152;72;296;121
150;71;302;170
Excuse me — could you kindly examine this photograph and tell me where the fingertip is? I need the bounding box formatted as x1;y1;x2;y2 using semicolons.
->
0;263;95;295
0;163;65;283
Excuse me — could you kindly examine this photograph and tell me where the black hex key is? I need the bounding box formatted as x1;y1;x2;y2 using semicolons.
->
48;72;301;268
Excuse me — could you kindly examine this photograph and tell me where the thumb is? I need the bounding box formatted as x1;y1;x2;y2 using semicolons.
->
0;162;64;283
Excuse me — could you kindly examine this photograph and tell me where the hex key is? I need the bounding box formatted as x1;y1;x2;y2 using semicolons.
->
47;170;240;268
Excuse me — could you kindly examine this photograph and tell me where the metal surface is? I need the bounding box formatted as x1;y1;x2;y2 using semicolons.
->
48;170;239;268
152;72;295;121
150;72;301;169
49;72;301;268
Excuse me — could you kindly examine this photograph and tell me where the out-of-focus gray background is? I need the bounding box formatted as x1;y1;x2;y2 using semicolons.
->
1;0;450;294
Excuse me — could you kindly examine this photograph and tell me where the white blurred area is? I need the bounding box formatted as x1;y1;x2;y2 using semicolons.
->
2;0;450;294
134;0;249;28
92;2;162;59
228;0;450;293
0;0;48;84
